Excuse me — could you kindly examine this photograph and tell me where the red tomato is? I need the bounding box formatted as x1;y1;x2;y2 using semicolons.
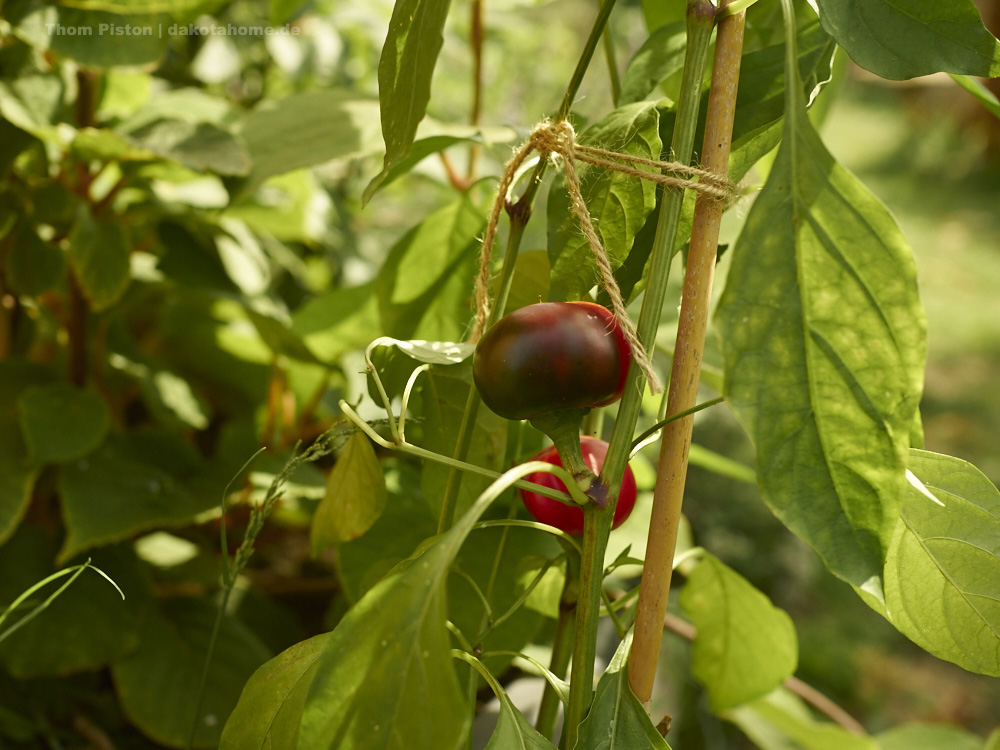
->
520;436;637;536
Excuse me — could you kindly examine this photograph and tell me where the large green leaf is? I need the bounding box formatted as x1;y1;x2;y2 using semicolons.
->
17;383;110;464
725;688;877;750
112;597;271;749
230;91;381;201
0;532;151;678
122;118;251;176
375;195;485;340
292;282;381;363
575;629;672;749
882;450;1000;676
311;432;387;553
298;517;472;748
714;1;926;591
680;553;798;711
57;433;222;562
219;632;331;750
815;0;1000;80
16;5;168;68
375;0;452;189
546;101;661;302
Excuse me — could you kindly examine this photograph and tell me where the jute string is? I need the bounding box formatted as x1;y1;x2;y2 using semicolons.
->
472;119;736;395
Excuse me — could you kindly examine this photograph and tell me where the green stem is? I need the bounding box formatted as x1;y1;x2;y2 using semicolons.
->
558;0;620;120
536;553;579;740
340;400;587;506
187;587;230;750
600;6;621;105
563;506;613;748
562;1;717;739
530;408;595;494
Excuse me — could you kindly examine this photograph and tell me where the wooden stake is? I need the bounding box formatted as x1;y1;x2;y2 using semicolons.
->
627;3;747;707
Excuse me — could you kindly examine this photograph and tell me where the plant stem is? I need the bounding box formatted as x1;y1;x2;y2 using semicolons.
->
561;0;718;736
535;551;579;740
562;506;612;748
600;3;621;105
468;0;484;181
628;0;746;707
67;273;88;386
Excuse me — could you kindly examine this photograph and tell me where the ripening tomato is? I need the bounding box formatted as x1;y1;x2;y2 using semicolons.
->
520;436;637;536
472;302;631;422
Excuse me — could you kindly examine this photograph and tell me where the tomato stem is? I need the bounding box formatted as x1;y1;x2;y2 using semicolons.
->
530;408;599;502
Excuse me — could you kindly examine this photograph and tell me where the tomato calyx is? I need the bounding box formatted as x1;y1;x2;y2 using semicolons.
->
529;408;601;504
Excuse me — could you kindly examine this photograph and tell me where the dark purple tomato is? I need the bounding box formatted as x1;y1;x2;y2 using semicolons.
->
520;436;637;537
472;302;631;421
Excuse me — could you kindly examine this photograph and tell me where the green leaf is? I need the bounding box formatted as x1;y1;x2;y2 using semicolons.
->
364;128;513;205
219;632;331;749
111;597;271;749
245;306;324;365
876;723;984;750
484;679;557;750
0;68;65;140
69;213;132;312
680;553;798;711
0;533;151;678
0;361;50;545
375;195;485;340
122;118;251;176
418;368;507;520
731;19;836;146
882;450;1000;676
231;91;381;201
575;629;672;749
376;0;453;187
298;515;472;750
57;434;220;562
815;0;1000;80
17;383;110;465
547;101;661;302
714;2;926;590
292;282;382;363
336;464;436;603
3;226;66;296
32;7;168;68
619;21;686;105
446;523;551;677
371;337;476;367
311;433;387;553
724;688;877;750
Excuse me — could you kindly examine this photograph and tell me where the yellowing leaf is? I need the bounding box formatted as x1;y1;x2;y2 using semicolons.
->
310;433;386;553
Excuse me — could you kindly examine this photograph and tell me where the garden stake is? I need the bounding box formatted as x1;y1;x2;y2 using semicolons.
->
627;0;747;708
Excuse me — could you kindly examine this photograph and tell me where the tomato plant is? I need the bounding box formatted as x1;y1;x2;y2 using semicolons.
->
1;0;999;747
521;437;637;536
